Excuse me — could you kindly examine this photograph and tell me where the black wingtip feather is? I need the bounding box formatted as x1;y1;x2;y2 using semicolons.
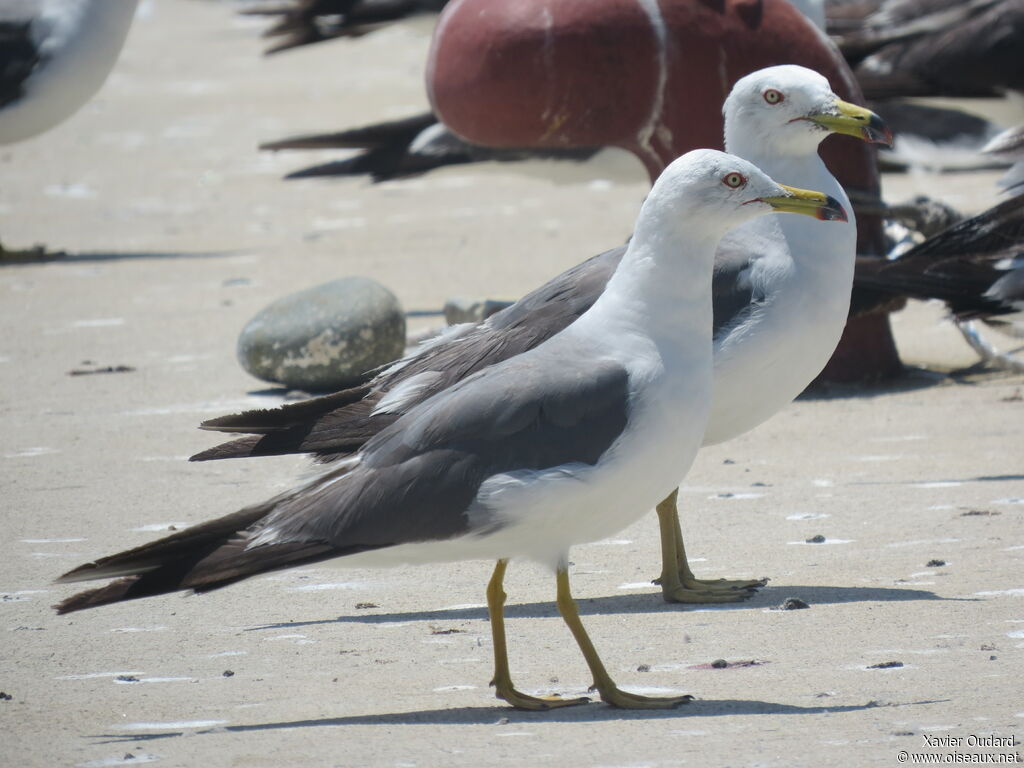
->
55;576;146;615
55;538;371;615
198;386;372;435
189;435;265;462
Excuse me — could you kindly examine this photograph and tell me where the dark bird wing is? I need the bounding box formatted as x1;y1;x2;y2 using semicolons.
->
0;20;41;109
842;0;1024;98
871;101;1003;173
851;193;1024;318
262;112;600;182
243;0;450;55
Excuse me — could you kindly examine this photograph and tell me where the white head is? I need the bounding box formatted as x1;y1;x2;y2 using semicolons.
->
635;148;846;248
723;65;891;159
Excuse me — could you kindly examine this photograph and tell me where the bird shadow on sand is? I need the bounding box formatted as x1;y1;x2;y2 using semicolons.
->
0;248;244;265
849;472;1024;487
800;363;1021;401
91;697;947;744
244;584;965;632
799;367;952;401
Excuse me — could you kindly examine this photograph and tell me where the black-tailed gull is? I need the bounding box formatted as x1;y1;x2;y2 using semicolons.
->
196;65;889;604
55;149;845;710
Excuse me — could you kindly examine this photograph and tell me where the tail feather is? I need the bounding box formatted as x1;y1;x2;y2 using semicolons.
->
192;390;390;462
53;539;342;615
55;505;276;585
246;1;449;54
53;500;351;614
261;113;436;153
188;425;376;462
280;152;464;182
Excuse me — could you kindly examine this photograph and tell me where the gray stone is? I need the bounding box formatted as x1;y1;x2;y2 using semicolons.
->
237;276;405;392
443;296;514;325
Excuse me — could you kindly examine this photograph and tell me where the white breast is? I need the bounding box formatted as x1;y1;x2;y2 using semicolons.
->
704;165;856;445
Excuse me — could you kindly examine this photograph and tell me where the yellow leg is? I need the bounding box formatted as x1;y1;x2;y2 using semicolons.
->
487;559;589;710
555;566;691;709
654;490;767;604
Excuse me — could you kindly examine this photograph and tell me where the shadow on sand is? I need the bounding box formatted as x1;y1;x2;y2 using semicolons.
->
242;583;964;632
93;697;946;744
0;248;247;265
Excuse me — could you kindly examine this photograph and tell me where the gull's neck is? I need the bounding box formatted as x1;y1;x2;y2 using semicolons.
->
725;132;854;269
584;204;721;346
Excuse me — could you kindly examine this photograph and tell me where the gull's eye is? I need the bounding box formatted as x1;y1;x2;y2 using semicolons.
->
722;172;746;188
763;88;784;105
722;172;746;189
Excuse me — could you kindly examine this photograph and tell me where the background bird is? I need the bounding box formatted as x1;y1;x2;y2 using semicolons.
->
0;0;139;259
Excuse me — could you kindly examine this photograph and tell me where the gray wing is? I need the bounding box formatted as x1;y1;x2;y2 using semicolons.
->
56;352;631;612
254;352;631;548
710;226;777;340
380;245;624;391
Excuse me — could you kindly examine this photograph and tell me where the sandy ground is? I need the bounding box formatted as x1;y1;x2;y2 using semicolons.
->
2;2;1023;767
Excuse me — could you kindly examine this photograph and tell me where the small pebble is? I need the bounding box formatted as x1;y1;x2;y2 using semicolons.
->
805;534;826;543
867;661;903;669
429;627;465;635
355;602;378;610
711;659;729;669
636;664;651;673
778;598;810;610
222;670;234;678
67;364;135;376
926;559;946;567
0;692;12;701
